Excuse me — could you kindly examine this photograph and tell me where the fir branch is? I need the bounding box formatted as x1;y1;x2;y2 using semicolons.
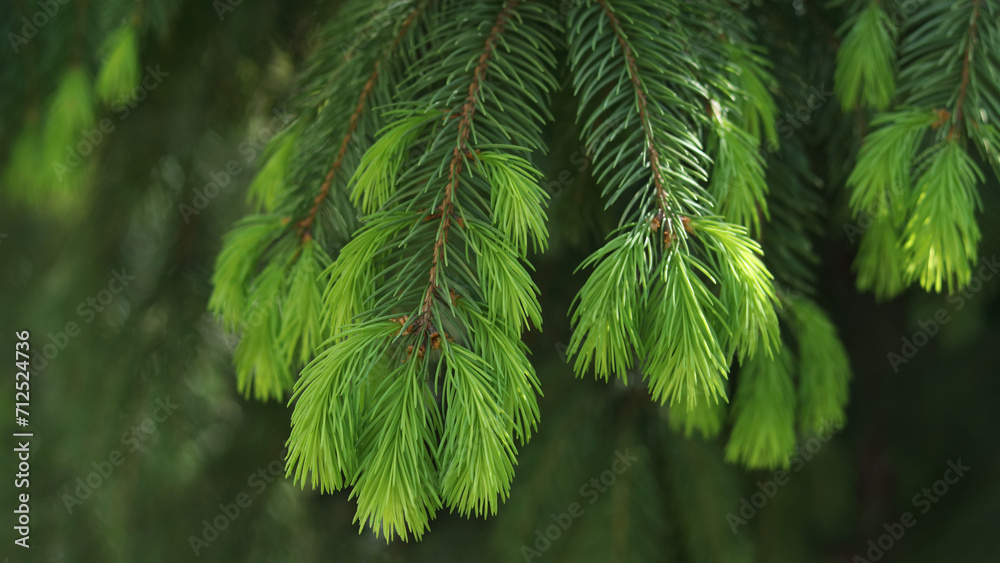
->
834;1;897;111
567;0;781;410
846;0;998;295
294;65;379;239
788;299;851;434
418;0;521;326
724;348;796;469
287;0;559;538
949;0;980;140
595;0;670;218
296;0;432;241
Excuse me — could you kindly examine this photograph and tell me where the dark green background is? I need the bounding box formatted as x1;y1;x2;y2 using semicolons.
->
1;0;998;561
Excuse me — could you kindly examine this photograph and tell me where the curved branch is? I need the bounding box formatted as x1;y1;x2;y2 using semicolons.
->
418;0;521;323
297;2;431;241
949;0;981;140
596;0;670;218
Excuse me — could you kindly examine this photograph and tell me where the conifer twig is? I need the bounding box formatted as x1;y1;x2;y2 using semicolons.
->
296;66;379;239
297;2;430;241
949;0;981;140
419;0;520;325
596;0;672;223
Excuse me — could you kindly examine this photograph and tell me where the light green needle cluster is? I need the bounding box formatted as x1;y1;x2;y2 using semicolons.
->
843;0;998;297
282;0;559;541
96;25;140;104
286;320;400;493
246;128;299;212
724;348;797;469
641;248;729;409
709;116;770;237
479;151;550;256
789;299;852;434
847;110;937;216
902;142;984;293
468;224;543;335
279;242;329;365
349;111;439;213
568;231;648;382
234;261;292;400
221;234;333;401
209;216;287;331
438;344;517;517
696;218;780;362
834;1;897;111
320;215;407;336
566;0;781;413
351;356;443;541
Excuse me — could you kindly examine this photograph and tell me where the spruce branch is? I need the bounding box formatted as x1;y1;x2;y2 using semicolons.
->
834;1;897;111
294;0;431;239
846;0;999;295
351;353;443;541
948;0;981;140
566;0;781;410
640;247;730;409
286;0;559;539
595;0;672;219
294;64;380;240
418;0;522;328
788;299;852;434
724;348;796;470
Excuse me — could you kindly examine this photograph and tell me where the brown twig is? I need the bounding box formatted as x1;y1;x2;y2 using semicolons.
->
948;0;981;141
597;0;670;219
418;0;520;325
296;66;379;240
296;3;429;242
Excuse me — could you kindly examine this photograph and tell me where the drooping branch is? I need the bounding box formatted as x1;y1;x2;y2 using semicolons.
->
418;0;520;324
948;0;981;140
296;67;379;239
297;2;430;242
597;0;671;219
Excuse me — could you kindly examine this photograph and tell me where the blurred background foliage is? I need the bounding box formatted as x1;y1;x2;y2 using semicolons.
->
1;0;999;562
